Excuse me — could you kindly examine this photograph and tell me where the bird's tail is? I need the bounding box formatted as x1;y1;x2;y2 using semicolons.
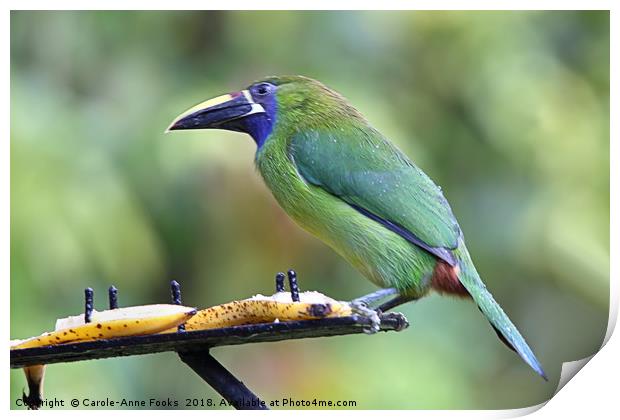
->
455;244;547;380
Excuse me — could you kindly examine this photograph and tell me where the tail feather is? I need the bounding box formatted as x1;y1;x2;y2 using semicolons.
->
491;323;517;353
456;246;547;380
483;308;517;353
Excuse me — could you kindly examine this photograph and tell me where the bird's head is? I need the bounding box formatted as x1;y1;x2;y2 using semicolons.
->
167;75;363;148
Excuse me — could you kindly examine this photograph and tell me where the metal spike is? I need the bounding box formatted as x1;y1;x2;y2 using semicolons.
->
275;272;286;293
108;286;118;309
287;270;300;302
170;280;182;305
84;288;94;323
170;280;185;332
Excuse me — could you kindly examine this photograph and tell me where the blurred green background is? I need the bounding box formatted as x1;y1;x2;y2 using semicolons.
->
10;11;609;409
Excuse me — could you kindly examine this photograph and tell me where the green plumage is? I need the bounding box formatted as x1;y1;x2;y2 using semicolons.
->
255;76;545;378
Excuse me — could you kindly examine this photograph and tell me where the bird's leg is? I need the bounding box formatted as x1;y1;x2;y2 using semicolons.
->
377;295;418;313
350;288;398;334
352;288;399;307
351;287;398;306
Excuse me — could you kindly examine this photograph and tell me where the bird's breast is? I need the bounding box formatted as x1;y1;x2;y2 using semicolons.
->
255;139;436;295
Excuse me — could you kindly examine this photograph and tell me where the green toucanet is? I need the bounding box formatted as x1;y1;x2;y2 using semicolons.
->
168;76;546;379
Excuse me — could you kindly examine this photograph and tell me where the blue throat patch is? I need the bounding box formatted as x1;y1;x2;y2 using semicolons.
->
242;95;277;149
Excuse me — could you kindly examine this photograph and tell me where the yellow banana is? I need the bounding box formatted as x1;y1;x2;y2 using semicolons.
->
12;304;196;409
12;304;196;350
182;291;352;331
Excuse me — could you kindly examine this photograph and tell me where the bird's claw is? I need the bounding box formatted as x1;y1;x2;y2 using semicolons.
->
350;299;381;334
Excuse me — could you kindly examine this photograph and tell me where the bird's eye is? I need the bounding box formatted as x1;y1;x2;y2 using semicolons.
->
254;83;273;96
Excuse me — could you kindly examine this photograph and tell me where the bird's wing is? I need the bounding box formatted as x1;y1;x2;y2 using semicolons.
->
290;129;461;265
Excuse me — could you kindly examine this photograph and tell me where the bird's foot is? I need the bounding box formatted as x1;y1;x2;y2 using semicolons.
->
380;312;410;332
349;299;381;334
348;288;399;334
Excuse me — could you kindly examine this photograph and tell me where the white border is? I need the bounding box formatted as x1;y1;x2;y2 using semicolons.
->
3;2;616;419
1;1;617;11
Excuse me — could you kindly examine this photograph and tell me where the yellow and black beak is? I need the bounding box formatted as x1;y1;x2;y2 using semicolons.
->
166;90;265;132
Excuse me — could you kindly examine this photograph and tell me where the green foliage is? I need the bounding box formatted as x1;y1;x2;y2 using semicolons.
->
11;11;609;409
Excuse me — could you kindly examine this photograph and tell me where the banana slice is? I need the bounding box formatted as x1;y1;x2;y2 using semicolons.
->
12;304;196;409
182;291;352;331
12;304;196;350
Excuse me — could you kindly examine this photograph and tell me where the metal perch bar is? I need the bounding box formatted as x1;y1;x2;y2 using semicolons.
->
179;351;268;410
